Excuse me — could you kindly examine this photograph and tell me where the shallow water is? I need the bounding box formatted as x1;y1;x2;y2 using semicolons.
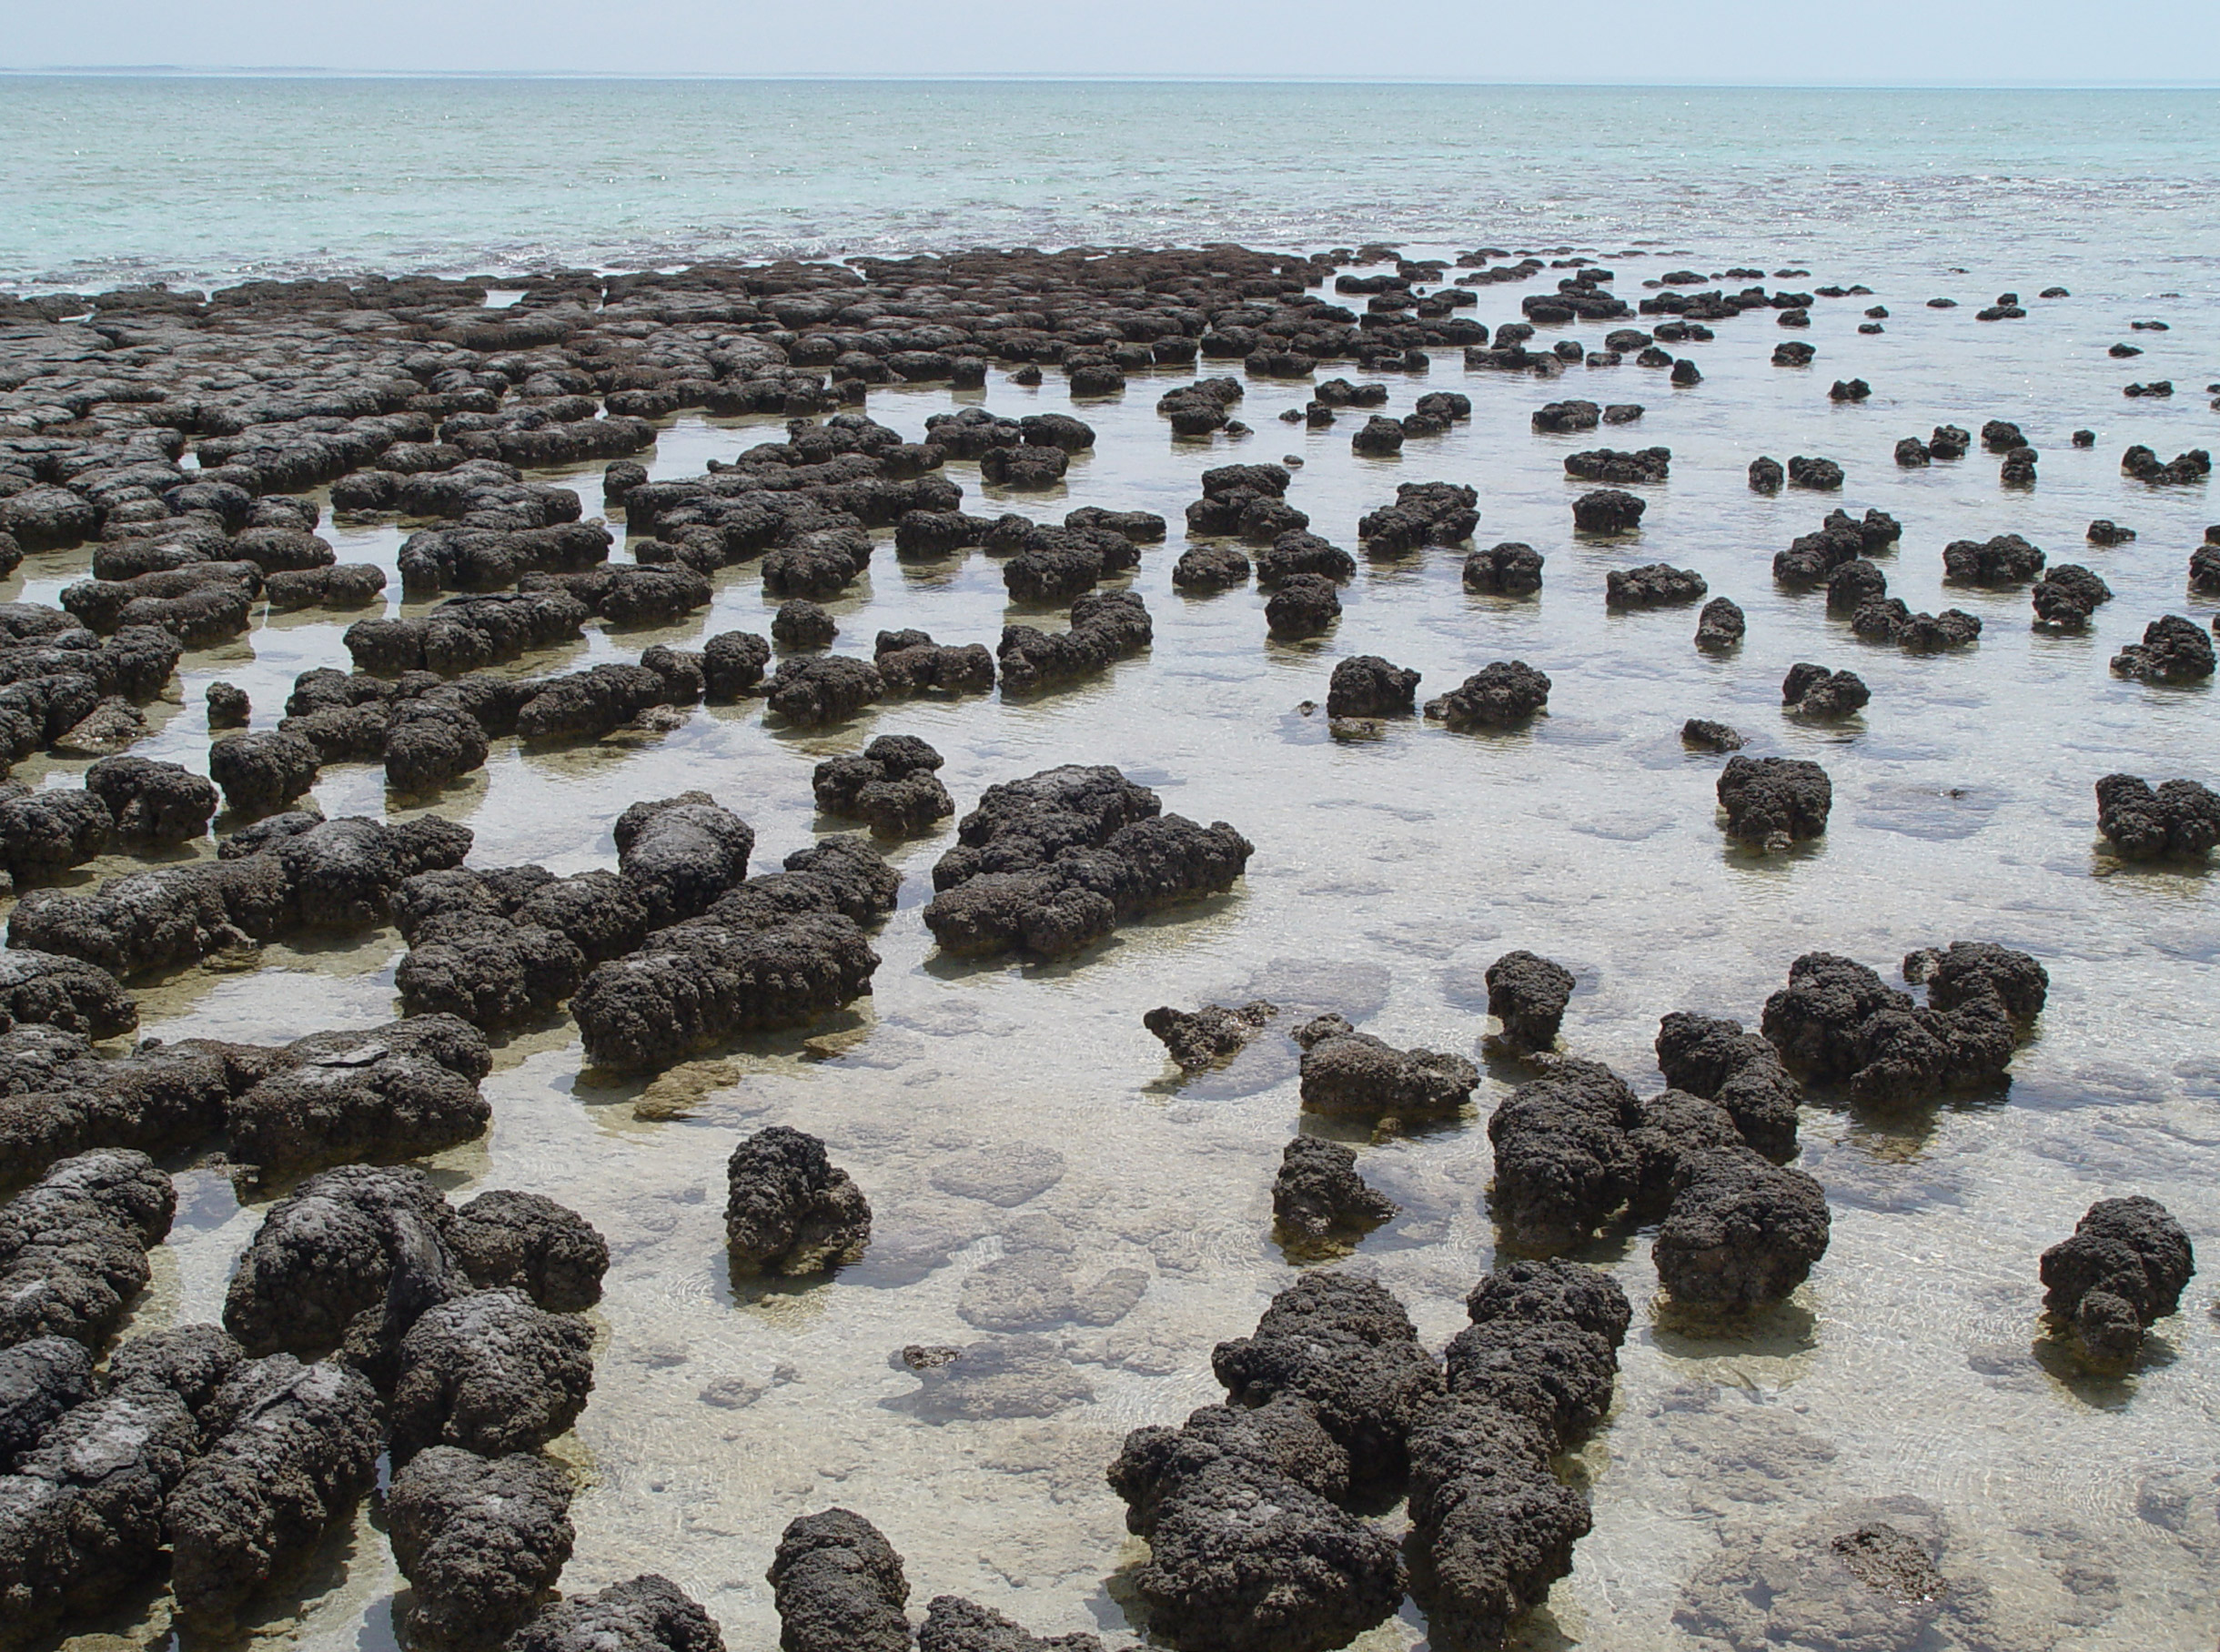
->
12;234;2220;1652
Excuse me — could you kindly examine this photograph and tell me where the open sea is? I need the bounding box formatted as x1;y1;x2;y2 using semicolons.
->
2;79;2218;297
3;75;2218;1652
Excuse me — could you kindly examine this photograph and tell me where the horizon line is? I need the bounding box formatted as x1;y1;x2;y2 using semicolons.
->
2;67;2217;89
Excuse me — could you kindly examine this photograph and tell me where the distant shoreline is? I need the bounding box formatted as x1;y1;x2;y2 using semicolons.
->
2;69;2215;89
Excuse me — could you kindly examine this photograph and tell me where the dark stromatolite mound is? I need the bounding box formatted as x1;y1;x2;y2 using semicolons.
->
1424;661;1549;730
1781;662;1869;719
1852;597;1983;651
1825;557;1885;611
923;764;1250;960
1654;1012;1801;1161
0;1353;205;1639
1531;399;1599;433
1716;755;1831;848
1106;1392;1395;1652
346;589;590;677
701;630;772;700
446;1189;609;1312
1212;1271;1444;1496
1109;1395;1353;1535
0;950;137;1039
812;734;954;836
571;837;893;1073
1942;533;2045;586
221;1163;460;1366
725;1124;872;1277
163;1354;382;1631
83;755;217;844
918;1594;1105;1652
1484;951;1575;1052
1292;1013;1478;1117
1442;1307;1620;1448
1760;946;2041;1104
1123;1449;1405;1652
0;1032;233;1194
1265;572;1341;639
2030;563;2113;630
388;1446;576;1649
1462;541;1544;595
1901;940;2050;1021
395;905;585;1029
1325;655;1419;718
5;814;465;982
207;728;320;815
998;590;1152;691
613;791;755;928
0;1337;94;1470
206;680;250;727
1694;598;1745;652
1172;542;1253;591
1628;1090;1746;1218
225;1013;492;1183
1653;1147;1831;1311
1467;1257;1632;1347
1680;719;1744;751
772;598;838;651
1607;561;1704;608
766;653;886;726
1357;481;1478;556
1255;530;1355;587
0;1148;174;1350
507;1574;727;1652
1272;1137;1396;1248
389;1288;594;1461
1144;1000;1277;1072
2039;1195;2195;1366
768;1507;913;1652
1157;377;1245;437
1486;1061;1643;1253
874;630;995;697
1566;446;1670;484
2094;773;2220;861
1571;489;1644;533
2110;614;2215;684
1402;1395;1592;1652
2120;443;2212;485
0;788;110;884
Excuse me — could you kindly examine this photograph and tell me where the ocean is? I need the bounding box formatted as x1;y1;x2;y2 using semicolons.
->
2;79;2218;295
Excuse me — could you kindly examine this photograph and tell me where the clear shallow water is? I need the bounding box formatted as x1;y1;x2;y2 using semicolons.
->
4;75;2216;1652
2;80;2219;295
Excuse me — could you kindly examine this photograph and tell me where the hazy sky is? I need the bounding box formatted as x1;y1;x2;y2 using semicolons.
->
5;0;2215;82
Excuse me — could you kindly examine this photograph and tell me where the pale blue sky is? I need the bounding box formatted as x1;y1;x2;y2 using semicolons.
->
4;0;2215;83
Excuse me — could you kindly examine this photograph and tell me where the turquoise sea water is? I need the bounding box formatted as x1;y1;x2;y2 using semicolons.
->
2;79;2218;292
